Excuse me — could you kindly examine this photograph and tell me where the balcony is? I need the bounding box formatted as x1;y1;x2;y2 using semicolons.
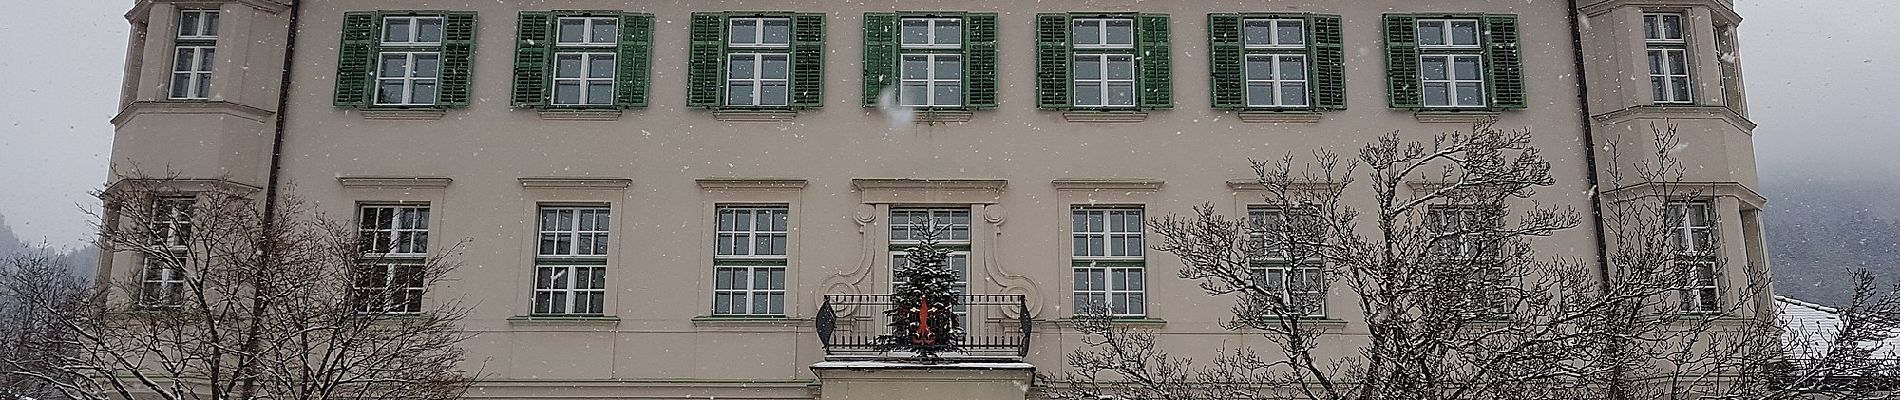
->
816;293;1032;360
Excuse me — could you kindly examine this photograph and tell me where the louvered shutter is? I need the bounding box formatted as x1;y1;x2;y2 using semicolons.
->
437;12;477;108
1035;13;1070;109
862;13;898;107
334;12;378;108
1310;14;1346;110
963;13;999;109
1207;13;1244;109
686;13;724;107
1483;14;1525;110
617;13;653;108
511;12;551;108
1136;13;1172;109
789;13;826;108
1384;15;1422;109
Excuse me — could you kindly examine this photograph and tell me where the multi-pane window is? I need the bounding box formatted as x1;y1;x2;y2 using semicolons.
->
1243;19;1308;107
726;17;792;107
1249;207;1325;316
889;208;973;296
1668;201;1720;312
169;9;218;100
139;257;186;308
552;17;618;106
1646;13;1693;104
899;18;963;107
140;197;194;309
1426;206;1511;315
534;207;611;316
1071;18;1137;108
359;205;430;256
712;206;789;316
1416;19;1486;108
355;204;431;314
375;16;444;106
1073;208;1146;317
353;263;426;314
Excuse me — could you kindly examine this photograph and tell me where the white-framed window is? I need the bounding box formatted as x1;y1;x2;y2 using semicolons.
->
359;205;430;257
1645;13;1693;104
1073;54;1137;107
889;207;974;297
1073;208;1146;317
1667;200;1720;312
1246;54;1308;108
1420;55;1485;108
726;53;790;107
712;206;789;316
900;17;962;48
138;257;186;309
534;206;610;316
169;9;219;100
1248;207;1325;317
151;197;194;249
728;17;792;48
381;16;444;46
556;17;619;46
374;52;439;106
1425;206;1499;261
1072;18;1135;49
353;263;425;314
1242;18;1304;49
900;54;962;107
553;53;617;106
1416;19;1486;108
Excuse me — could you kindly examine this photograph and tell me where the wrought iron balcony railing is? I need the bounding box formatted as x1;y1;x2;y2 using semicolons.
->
816;293;1032;359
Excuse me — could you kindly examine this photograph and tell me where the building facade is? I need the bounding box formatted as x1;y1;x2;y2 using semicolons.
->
104;0;1767;398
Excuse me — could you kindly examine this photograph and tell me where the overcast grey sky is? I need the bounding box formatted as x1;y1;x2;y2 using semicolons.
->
0;0;1893;249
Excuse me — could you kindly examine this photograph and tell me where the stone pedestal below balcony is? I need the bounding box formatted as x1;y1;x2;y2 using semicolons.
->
811;360;1035;400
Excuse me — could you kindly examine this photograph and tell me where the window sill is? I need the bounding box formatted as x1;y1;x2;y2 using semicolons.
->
359;108;447;121
692;315;811;332
537;108;623;121
1412;110;1500;124
1047;317;1167;328
1237;110;1323;124
507;315;621;325
1061;110;1148;123
712;109;798;122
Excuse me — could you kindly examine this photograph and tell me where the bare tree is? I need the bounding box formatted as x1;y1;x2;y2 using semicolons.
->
1;250;92;399
1;175;476;400
1043;122;1900;400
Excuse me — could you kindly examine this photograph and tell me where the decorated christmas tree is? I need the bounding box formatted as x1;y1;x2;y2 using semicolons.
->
875;225;964;359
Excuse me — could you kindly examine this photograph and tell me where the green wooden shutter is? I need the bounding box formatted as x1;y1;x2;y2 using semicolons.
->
1384;14;1421;109
1035;13;1070;109
1136;13;1172;109
862;13;898;107
617;13;653;108
687;13;724;107
334;12;378;108
1207;13;1244;109
1309;14;1346;110
789;13;826;108
511;12;552;108
438;12;478;108
963;13;999;109
1483;14;1525;110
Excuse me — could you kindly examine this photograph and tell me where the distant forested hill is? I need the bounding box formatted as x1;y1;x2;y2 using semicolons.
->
0;214;97;280
1763;173;1900;306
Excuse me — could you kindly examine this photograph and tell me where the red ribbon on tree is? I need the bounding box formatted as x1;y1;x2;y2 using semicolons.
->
914;298;935;345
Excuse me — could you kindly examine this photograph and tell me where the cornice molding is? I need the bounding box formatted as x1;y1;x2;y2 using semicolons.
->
112;101;275;127
518;177;633;189
1052;178;1165;192
1578;0;1742;25
851;178;1009;205
1601;181;1767;210
695;178;808;191
129;0;292;23
102;178;261;200
1592;105;1756;133
1226;179;1344;192
337;176;454;190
